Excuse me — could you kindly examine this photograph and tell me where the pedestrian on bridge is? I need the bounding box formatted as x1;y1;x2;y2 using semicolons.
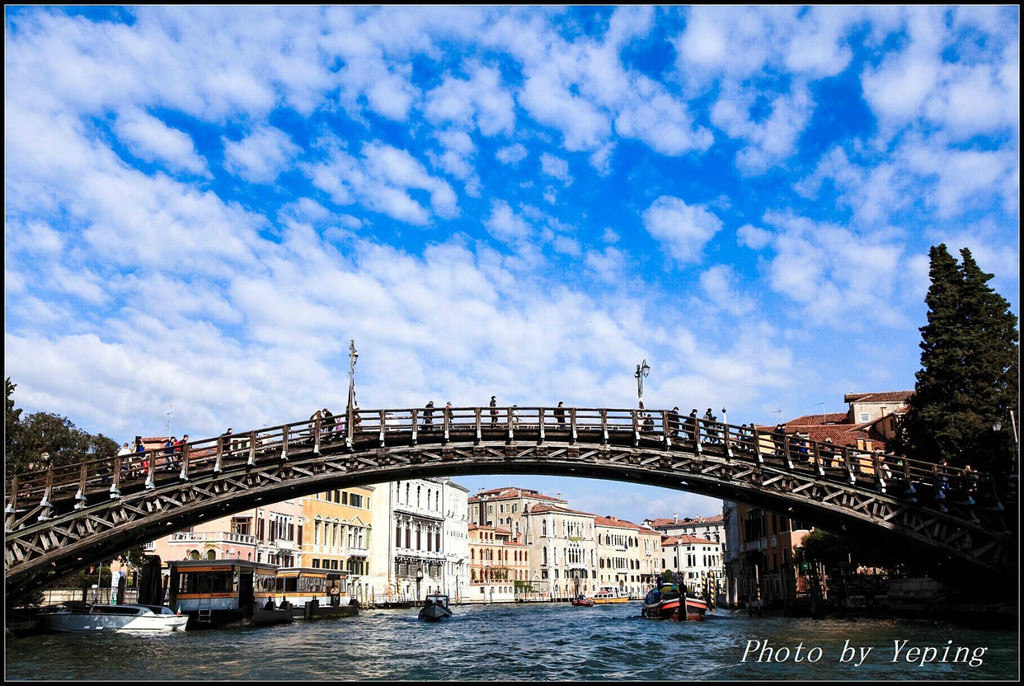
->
555;401;566;427
424;401;435;431
668;407;681;437
490;396;498;425
322;408;335;440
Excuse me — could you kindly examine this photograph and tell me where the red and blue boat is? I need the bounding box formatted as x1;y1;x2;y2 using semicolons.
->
641;584;709;621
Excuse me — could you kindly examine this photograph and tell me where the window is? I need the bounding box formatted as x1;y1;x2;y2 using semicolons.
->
860;413;869;422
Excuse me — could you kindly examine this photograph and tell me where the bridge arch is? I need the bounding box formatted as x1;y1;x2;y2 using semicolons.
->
5;406;1013;602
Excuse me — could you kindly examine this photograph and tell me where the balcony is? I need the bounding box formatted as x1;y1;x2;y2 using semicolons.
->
168;531;255;545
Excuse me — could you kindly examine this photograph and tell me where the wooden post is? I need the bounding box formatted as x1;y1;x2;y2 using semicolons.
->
145;451;156;490
281;426;289;460
379;410;387;447
313;416;322;455
752;428;763;463
872;453;885;492
632;409;640;447
722;421;733;458
507;406;514;442
693;415;702;455
74;462;88;509
474;408;482;444
783;434;794;470
538;408;545;444
811;441;825;476
842;446;855;485
443;406;450;443
410;408;418;445
109;456;122;497
180;443;191;481
662;410;672;448
600;410;609;444
569;408;578;445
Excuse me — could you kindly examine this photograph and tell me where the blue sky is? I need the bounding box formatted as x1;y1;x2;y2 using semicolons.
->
4;6;1019;524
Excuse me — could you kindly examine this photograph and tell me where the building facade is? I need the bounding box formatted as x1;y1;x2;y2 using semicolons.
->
661;534;723;596
523;503;596;601
301;486;374;602
467;524;529;603
366;477;469;604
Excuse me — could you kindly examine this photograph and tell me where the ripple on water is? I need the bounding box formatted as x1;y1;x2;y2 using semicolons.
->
5;605;1019;681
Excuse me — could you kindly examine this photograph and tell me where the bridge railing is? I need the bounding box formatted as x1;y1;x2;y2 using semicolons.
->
5;406;1000;532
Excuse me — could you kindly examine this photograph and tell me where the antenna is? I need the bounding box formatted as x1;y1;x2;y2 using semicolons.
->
166;402;174;438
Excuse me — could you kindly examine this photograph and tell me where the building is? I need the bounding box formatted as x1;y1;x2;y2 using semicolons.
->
467;524;529;603
147;497;305;567
301;486;374;603
468;487;569;539
593;515;661;599
522;502;596;601
644;513;726;558
723;390;913;608
661;534;723;596
366;477;469;604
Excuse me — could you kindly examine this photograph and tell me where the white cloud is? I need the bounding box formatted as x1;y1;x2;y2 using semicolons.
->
496;143;528;166
424;64;515;136
305;140;458;225
114;108;209;175
223;125;300;184
540;153;572;184
736;223;771;251
641;196;724;264
484;199;532;242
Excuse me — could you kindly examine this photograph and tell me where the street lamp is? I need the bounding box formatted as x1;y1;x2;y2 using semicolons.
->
721;407;728;426
635;359;650;404
347;340;358;447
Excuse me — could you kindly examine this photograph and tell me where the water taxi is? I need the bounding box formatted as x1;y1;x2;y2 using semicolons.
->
418;594;453;621
38;602;188;633
571;595;595;607
167;559;292;628
592;585;630;604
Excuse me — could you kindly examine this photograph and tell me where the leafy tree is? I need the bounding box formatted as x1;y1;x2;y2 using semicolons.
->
4;381;119;478
5;378;25;470
897;245;1020;472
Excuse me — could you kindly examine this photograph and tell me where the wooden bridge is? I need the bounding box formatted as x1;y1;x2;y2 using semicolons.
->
4;405;1016;601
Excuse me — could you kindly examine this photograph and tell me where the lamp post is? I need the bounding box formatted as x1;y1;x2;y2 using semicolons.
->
635;359;650;405
416;565;424;603
347;340;358;448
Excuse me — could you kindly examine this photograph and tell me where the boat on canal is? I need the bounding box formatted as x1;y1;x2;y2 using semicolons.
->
571;595;595;607
167;559;292;628
37;602;189;633
418;594;453;621
592;585;630;604
641;585;709;621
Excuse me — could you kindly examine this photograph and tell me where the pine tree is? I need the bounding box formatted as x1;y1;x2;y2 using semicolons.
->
899;245;1020;473
957;248;1019;474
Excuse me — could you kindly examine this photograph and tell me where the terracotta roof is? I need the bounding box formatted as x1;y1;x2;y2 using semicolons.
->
469;487;565;503
527;503;593;517
663;534;718;546
843;391;913;403
593;515;658;533
754;423;889;451
785;412;849;426
646;514;723;528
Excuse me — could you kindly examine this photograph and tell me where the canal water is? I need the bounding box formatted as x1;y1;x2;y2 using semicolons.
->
5;604;1018;681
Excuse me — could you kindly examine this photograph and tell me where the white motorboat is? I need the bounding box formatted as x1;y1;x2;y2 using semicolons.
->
38;603;189;633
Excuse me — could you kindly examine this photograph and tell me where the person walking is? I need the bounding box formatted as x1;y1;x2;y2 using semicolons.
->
423;401;435;431
322;408;335;440
554;401;566;428
489;396;498;425
668;406;681;437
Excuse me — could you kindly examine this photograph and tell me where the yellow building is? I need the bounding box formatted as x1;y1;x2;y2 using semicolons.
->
302;486;374;601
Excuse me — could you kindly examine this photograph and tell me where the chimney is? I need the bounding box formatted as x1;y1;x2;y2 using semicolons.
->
673;513;678;524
